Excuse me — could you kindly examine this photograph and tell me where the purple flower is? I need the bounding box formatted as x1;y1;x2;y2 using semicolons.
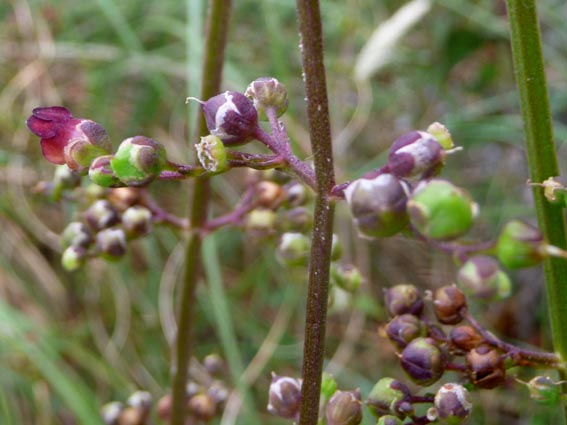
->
26;106;111;168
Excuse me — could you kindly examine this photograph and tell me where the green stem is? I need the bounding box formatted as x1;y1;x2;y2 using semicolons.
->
505;0;567;413
169;2;232;425
295;1;336;424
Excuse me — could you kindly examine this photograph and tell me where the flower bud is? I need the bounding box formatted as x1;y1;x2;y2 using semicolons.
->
330;263;363;293
199;91;259;145
64;137;110;172
344;174;409;238
433;285;467;325
61;245;88;271
156;394;172;420
245;77;289;121
321;372;338;400
256;181;283;208
284;182;308;207
108;187;141;211
325;389;363;425
377;416;404;425
434;383;472;424
188;393;217;421
384;284;424;317
385;314;426;350
245;209;277;237
366;377;413;418
522;376;562;405
208;380;229;405
496;220;546;269
331;234;343;261
388;131;445;179
203;353;225;376
52;165;81;200
122;206;152;237
427;122;454;150
96;228;127;261
127;391;152;419
408;179;475;241
466;345;505;389
449;325;483;351
101;401;124;425
89;155;122;188
281;207;313;233
61;221;93;249
277;232;311;267
85;200;121;231
110;136;166;186
267;373;302;420
456;255;511;300
400;338;445;386
195;135;228;174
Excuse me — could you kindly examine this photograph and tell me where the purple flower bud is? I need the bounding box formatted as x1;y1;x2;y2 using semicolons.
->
61;221;93;249
127;391;152;421
466;345;505;389
496;220;553;269
367;377;413;418
27;106;111;167
122;205;152;237
203;354;225;376
384;284;424;317
388;131;445;179
277;232;311;267
385;314;426;350
96;228;127;261
267;373;302;420
400;338;445;386
325;389;363;425
434;383;472;424
201;91;259;145
85;200;120;231
433;285;467;325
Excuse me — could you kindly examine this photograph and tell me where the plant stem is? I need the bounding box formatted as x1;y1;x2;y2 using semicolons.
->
505;0;567;376
295;1;336;424
169;2;232;425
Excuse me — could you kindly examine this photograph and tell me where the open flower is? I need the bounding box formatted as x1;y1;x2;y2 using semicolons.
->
26;106;111;169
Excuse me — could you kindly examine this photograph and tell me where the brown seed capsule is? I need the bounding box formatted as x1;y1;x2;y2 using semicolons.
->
385;314;426;350
449;325;484;351
466;345;505;389
433;285;467;325
384;284;424;317
400;338;445;386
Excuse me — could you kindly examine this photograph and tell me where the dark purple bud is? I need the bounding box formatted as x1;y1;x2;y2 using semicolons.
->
388;131;445;179
85;200;121;231
267;373;302;420
188;393;217;421
433;383;472;424
200;91;259;145
325;389;363;425
466;345;505;389
122;205;152;237
449;325;483;351
400;338;445;386
384;284;424;317
433;285;467;325
366;377;413;418
96;228;127;261
385;314;426;350
61;221;93;249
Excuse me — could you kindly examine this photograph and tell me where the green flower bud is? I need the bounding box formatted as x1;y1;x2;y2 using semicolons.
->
89;155;122;188
367;377;413;418
522;376;562;406
267;373;302;420
245;209;277;238
433;285;467;325
61;221;93;249
61;245;87;271
457;255;511;300
85;199;120;231
321;373;338;401
433;383;472;425
64;138;110;173
384;284;424;317
377;416;404;425
110;136;166;186
245;77;289;121
325;389;363;425
466;345;505;389
344;174;409;238
385;314;426;350
96;228;127;261
196;135;228;174
427;122;454;150
122;205;152;237
331;234;343;261
408;179;476;241
277;232;310;266
449;325;483;351
400;338;445;386
331;263;363;293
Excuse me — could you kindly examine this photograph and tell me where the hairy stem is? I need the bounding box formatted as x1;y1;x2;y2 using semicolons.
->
505;0;567;409
295;1;336;424
169;1;232;425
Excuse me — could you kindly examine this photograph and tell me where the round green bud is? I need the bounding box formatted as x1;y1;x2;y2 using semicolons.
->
245;209;277;238
325;389;363;425
64;138;110;173
331;234;343;261
408;179;475;240
367;377;413;418
433;383;472;425
496;220;546;269
321;373;338;401
427;122;454;150
195;135;228;174
89;155;122;188
61;245;87;271
277;232;311;267
110;136;166;186
457;255;511;300
245;77;288;121
330;263;363;293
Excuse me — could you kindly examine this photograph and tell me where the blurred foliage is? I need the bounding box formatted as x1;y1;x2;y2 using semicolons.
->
0;0;565;424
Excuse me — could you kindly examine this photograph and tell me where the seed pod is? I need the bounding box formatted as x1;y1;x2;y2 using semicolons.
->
449;325;484;351
344;173;409;238
96;228;127;261
267;373;302;420
433;285;467;325
400;338;445;386
388;131;446;179
366;377;413;418
61;221;93;249
325;389;363;425
523;376;562;406
385;314;426;350
245;77;289;121
89;155;122;188
434;383;473;424
384;284;424;317
456;255;511;301
496;220;546;269
466;345;505;389
122;206;152;237
85;200;121;231
111;136;166;186
61;245;88;271
195;135;228;174
200;91;259;145
188;393;217;422
408;179;475;241
277;232;311;267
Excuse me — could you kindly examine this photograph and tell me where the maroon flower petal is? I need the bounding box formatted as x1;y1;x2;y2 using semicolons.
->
40;138;67;164
32;106;74;122
26;115;59;138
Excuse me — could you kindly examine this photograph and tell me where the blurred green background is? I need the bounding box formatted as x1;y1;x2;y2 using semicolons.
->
0;0;565;424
